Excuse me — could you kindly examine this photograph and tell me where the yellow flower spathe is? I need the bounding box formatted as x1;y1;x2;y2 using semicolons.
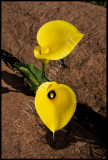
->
34;20;85;63
35;81;77;134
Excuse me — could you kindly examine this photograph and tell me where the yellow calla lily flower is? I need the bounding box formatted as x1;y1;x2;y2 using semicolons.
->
35;81;77;138
34;20;85;64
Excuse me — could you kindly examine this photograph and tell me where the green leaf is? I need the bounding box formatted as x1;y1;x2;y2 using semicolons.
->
14;63;46;91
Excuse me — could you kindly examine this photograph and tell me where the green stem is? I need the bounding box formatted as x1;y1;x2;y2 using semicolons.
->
42;64;50;82
43;64;46;76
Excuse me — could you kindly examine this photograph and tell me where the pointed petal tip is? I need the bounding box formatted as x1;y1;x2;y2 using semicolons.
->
84;33;89;35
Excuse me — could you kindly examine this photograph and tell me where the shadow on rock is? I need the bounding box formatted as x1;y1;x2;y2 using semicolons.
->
1;71;35;96
74;103;107;146
2;86;20;94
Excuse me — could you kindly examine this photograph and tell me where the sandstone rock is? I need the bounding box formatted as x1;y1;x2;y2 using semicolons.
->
1;1;106;159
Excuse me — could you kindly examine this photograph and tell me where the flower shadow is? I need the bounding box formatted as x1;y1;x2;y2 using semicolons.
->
34;103;107;150
45;118;96;150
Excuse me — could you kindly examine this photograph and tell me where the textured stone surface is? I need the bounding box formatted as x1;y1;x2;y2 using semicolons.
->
1;1;106;159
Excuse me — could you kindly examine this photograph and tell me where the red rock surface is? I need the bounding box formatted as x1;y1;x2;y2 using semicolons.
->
1;1;107;159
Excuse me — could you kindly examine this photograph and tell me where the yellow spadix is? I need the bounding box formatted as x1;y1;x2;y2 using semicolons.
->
34;20;85;64
35;81;77;136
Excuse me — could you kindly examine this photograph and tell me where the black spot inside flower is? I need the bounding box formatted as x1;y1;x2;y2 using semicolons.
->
48;90;56;99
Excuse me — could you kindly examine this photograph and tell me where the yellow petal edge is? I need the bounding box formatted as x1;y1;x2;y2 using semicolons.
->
34;20;85;60
35;81;77;133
